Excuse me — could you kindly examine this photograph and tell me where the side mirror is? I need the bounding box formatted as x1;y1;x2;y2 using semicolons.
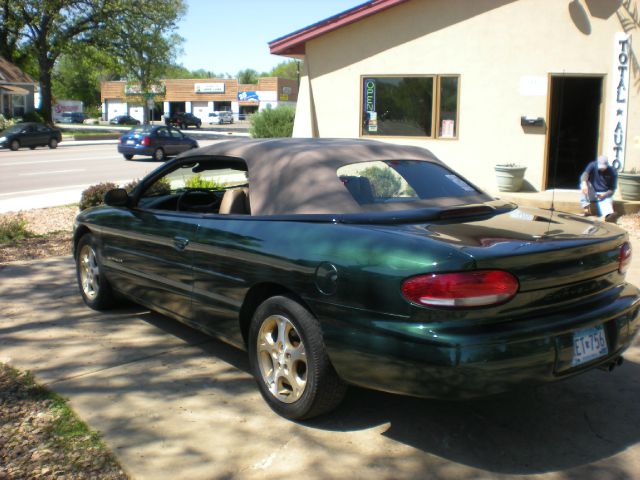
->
104;188;130;207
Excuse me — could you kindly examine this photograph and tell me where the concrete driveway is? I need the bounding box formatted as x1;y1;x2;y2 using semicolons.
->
1;247;640;479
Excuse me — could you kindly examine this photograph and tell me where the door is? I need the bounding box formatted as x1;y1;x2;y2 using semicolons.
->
546;76;603;189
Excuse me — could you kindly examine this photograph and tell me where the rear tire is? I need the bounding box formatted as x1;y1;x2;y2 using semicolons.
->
248;295;347;420
75;233;116;310
153;148;165;161
48;138;58;149
9;139;19;151
123;154;133;160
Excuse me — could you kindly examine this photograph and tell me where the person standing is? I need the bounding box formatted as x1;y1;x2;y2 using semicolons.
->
579;155;617;219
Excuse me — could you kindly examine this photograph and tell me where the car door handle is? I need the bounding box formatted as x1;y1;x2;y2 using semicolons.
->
173;236;190;251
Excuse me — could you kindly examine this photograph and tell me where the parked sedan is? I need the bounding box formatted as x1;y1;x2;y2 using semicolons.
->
74;138;640;420
0;122;62;151
117;125;198;161
109;115;140;126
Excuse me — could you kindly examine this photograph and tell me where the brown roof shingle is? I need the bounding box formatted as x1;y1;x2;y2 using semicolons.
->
0;56;34;84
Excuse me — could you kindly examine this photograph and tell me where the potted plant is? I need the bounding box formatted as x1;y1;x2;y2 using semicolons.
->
618;168;640;200
495;164;527;192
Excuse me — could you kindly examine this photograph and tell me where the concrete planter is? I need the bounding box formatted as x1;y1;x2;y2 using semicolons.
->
495;165;527;192
618;172;640;200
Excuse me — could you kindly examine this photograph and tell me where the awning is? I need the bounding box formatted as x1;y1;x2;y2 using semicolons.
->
0;85;29;95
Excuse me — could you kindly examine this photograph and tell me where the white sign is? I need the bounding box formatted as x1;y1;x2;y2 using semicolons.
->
194;83;225;93
519;76;547;96
607;32;631;171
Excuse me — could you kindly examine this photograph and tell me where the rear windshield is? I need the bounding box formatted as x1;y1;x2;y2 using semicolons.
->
129;125;153;133
337;160;488;207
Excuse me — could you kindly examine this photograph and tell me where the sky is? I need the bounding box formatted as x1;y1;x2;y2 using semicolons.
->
176;0;367;76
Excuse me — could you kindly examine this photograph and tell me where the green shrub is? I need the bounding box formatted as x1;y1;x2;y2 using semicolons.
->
185;174;222;189
0;215;34;244
361;166;402;197
0;114;17;131
249;106;295;138
123;177;171;196
79;182;117;211
21;110;44;123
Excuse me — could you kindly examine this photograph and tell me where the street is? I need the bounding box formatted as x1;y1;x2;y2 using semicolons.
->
0;140;220;212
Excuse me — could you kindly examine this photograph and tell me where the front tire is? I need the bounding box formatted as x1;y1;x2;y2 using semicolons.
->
123;154;133;160
75;234;116;310
248;295;347;420
153;148;165;161
48;138;58;149
9;139;19;151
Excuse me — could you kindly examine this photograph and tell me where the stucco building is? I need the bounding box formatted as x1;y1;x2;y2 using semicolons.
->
101;77;298;123
0;56;37;118
270;0;639;193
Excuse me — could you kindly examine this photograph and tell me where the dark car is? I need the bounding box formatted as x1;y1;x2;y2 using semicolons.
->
117;125;198;161
165;112;202;129
58;112;87;124
0;122;62;151
73;138;640;420
109;115;140;126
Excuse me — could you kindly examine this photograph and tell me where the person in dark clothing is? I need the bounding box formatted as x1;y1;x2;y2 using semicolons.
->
579;155;617;218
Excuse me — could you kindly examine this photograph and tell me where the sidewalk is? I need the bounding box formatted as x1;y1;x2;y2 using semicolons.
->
1;242;640;479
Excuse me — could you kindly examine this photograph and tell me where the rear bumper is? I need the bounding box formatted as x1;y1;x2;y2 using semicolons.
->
117;144;154;156
312;283;640;398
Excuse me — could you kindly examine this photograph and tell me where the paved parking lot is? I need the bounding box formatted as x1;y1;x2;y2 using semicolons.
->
1;245;640;479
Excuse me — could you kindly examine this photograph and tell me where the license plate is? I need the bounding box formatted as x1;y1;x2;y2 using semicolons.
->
571;325;608;367
126;140;135;145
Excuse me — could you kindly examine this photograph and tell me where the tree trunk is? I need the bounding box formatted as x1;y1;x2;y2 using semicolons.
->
38;56;54;125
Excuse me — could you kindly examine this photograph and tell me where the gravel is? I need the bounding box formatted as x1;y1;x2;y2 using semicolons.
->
0;206;76;264
0;365;128;480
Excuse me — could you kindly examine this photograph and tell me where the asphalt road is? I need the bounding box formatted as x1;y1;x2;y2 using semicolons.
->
0;140;219;213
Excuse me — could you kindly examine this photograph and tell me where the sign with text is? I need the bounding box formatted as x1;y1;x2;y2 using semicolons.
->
607;32;631;171
194;83;225;94
364;79;377;132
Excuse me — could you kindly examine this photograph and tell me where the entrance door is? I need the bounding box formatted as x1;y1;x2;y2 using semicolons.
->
546;76;603;189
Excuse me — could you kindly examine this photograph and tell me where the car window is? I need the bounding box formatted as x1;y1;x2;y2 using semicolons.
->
337;160;483;206
137;161;249;214
169;129;183;138
36;125;49;132
157;128;170;137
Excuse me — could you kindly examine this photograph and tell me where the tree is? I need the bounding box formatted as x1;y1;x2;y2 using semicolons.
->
5;0;185;124
98;1;186;124
52;45;122;112
238;68;260;84
267;60;301;81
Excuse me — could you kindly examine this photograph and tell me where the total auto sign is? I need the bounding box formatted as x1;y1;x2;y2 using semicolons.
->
608;33;631;172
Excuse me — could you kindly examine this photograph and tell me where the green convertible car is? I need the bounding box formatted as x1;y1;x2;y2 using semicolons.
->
74;138;640;420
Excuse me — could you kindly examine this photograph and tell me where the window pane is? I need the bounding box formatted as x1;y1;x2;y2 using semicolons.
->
362;77;433;137
438;76;458;138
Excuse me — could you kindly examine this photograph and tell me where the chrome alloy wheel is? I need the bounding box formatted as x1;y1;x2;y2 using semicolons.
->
256;314;307;403
79;244;100;300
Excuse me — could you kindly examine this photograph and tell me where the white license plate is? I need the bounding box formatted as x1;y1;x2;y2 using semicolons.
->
571;325;608;367
126;140;135;145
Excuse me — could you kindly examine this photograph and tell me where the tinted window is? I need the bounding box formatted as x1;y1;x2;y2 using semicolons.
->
337;160;483;206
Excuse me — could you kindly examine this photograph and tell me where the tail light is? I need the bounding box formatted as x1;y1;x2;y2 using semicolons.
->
401;270;519;308
141;136;150;146
619;242;632;275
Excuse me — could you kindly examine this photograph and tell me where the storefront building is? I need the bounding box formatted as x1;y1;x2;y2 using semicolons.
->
270;0;639;193
101;77;298;124
0;56;37;118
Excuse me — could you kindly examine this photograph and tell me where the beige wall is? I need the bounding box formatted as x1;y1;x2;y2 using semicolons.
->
293;0;639;193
